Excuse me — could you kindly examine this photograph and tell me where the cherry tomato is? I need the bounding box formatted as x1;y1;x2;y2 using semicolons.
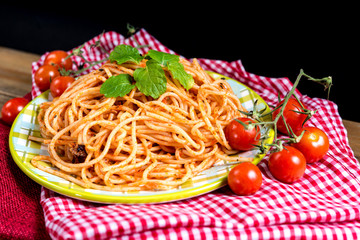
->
44;50;73;71
224;117;261;151
1;97;29;125
34;65;61;91
50;76;75;97
272;98;307;135
268;146;306;184
292;126;329;164
227;162;262;196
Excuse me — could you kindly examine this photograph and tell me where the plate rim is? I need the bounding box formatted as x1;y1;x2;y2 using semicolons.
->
9;71;274;204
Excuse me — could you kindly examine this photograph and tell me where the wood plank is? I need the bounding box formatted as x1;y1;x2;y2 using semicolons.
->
0;79;31;107
343;119;360;161
0;47;40;107
0;47;40;74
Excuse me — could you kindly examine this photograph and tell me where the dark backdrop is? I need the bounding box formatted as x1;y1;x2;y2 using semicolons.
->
1;3;359;122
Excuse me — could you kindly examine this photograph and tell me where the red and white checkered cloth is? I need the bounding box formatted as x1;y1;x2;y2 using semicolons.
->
31;29;360;239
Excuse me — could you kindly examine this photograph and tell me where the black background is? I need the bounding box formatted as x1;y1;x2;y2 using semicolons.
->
1;3;359;122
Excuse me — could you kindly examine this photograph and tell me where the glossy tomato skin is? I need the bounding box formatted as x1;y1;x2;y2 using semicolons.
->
50;76;75;97
268;146;306;184
44;50;73;71
224;117;260;151
34;65;61;91
272;98;307;135
1;97;29;125
292;127;329;164
227;162;262;196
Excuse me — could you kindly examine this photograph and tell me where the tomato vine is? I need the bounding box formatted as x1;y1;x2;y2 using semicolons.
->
62;24;149;78
239;69;332;153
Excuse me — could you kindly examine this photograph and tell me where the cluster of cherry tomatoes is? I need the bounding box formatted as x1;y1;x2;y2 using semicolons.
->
225;98;329;196
1;50;76;126
34;50;75;97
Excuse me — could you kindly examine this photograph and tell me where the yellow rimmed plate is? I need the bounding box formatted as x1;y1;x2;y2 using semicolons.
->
9;71;274;204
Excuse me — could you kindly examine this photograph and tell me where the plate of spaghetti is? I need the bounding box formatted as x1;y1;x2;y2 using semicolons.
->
9;46;274;204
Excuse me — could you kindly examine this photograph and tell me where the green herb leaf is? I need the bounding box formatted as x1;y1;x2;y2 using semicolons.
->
145;49;194;90
100;74;135;98
167;61;194;90
103;45;194;99
145;49;179;66
133;59;167;99
109;44;143;65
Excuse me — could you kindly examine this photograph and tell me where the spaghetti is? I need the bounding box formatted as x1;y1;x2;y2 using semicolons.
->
30;57;252;191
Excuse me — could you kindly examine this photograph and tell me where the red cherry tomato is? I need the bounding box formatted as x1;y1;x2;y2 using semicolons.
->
268;146;306;184
34;65;61;91
227;162;262;196
272;98;307;135
50;76;75;97
1;97;29;125
44;50;73;71
292;126;329;164
224;117;261;151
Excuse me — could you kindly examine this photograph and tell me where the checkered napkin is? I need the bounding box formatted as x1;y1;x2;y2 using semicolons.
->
31;29;360;239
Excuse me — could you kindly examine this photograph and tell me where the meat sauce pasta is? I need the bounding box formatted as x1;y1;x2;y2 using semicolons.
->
30;53;252;192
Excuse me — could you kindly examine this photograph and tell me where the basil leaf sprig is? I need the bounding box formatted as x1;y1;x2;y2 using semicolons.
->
133;59;167;99
100;74;135;98
109;44;143;65
146;50;194;91
100;44;194;99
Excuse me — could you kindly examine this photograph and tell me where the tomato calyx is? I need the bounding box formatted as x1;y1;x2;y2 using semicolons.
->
234;118;257;131
237;99;268;123
305;73;333;100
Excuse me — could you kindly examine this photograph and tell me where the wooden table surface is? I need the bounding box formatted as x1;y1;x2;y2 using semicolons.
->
1;46;359;161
